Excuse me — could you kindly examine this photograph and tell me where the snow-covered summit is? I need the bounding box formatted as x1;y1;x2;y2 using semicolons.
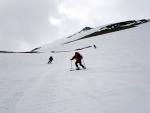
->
79;27;93;32
33;19;150;53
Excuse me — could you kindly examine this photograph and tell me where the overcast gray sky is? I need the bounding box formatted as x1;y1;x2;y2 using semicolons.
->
0;0;150;51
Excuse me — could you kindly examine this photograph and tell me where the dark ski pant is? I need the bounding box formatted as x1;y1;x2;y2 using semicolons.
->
48;60;52;64
75;61;85;68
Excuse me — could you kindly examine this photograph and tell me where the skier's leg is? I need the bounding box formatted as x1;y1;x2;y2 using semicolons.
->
79;61;85;69
75;61;79;69
50;60;52;63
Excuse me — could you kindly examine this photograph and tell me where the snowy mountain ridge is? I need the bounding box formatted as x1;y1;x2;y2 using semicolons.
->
66;19;150;41
34;19;150;53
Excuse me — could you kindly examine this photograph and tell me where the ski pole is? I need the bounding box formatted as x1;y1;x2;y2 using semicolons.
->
82;59;86;68
71;60;72;69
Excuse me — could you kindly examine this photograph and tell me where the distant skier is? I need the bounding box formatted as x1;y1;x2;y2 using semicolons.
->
93;45;97;49
47;56;54;64
70;52;86;70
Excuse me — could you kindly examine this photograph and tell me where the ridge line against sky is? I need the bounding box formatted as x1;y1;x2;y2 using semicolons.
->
0;0;150;51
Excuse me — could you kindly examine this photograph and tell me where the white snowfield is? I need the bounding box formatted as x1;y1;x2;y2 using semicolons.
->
1;22;150;113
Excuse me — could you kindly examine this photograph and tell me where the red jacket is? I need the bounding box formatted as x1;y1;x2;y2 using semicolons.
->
71;54;83;61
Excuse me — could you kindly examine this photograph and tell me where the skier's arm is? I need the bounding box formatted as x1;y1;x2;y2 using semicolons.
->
70;56;75;60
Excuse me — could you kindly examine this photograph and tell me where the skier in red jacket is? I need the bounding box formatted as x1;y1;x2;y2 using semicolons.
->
70;52;86;70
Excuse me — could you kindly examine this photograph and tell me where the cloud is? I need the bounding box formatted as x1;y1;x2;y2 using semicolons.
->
115;0;150;19
0;0;150;51
0;0;59;51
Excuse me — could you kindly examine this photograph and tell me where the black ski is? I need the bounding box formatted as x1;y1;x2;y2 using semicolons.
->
70;68;86;71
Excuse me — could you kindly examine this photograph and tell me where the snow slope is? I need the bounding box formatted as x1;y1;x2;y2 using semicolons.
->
0;22;150;113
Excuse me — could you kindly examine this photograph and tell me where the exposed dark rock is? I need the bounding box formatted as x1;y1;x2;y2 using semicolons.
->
31;47;41;52
63;19;150;45
80;27;93;32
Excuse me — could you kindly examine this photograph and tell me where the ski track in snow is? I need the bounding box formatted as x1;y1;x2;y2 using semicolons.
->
0;22;150;113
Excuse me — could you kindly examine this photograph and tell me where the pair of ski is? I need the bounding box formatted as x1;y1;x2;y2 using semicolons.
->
70;68;86;71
